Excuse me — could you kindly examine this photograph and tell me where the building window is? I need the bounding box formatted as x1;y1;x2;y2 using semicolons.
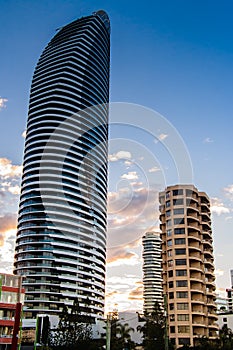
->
167;239;172;246
168;250;172;257
174;218;185;225
167;219;172;227
169;281;174;288
178;338;190;345
168;260;173;267
175;248;186;255
166;210;171;217
178;326;190;333
174;228;185;235
169;303;174;310
175;238;185;245
177;291;188;298
223;317;227;323
166;201;171;208
177;314;189;321
173;189;183;196
173;198;183;206
167;229;172;236
169;292;174;299
168;270;173;277
176;280;188;287
177;303;189;310
170;326;175;333
174;208;184;215
166;192;170;199
175;259;187;266
176;269;187;276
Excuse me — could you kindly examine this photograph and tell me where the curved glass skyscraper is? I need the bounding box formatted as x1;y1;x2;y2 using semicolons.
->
14;10;110;319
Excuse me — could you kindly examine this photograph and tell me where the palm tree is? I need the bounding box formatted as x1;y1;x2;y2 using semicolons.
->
115;322;134;350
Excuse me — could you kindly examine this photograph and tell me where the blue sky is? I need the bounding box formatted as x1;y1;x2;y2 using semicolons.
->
0;0;233;312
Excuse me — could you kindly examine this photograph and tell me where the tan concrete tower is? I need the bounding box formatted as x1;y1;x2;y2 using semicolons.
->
159;184;218;348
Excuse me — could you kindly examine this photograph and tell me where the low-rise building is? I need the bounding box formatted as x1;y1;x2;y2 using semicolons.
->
0;273;24;350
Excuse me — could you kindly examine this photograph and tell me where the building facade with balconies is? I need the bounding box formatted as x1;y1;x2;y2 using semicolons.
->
159;184;218;348
142;232;163;314
14;10;110;320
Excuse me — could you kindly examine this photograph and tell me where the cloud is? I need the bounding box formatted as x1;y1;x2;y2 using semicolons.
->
0;229;16;274
121;171;138;180
0;97;8;110
109;151;132;162
154;133;168;143
148;166;160;173
107;251;140;267
224;184;233;201
203;137;213;143
128;284;143;301
8;185;21;195
0;213;17;245
0;158;22;179
107;185;160;248
210;197;230;216
215;268;224;277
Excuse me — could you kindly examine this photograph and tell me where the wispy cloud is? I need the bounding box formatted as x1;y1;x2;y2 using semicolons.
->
108;184;160;248
0;97;8;110
0;213;17;245
203;137;214;143
154;133;168;143
224;184;233;201
128;283;143;301
148;166;160;173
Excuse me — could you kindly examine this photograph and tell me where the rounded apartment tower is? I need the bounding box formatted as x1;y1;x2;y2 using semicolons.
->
14;11;110;319
159;185;218;348
142;232;163;314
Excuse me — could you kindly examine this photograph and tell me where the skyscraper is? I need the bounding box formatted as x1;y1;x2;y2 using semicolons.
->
142;232;163;314
159;185;218;348
14;10;110;319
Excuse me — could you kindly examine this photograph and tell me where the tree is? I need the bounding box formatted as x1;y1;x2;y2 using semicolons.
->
219;324;233;350
137;301;166;350
115;322;134;349
49;298;93;350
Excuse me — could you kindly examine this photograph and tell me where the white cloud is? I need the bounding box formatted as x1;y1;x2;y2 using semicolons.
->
0;158;22;179
203;137;213;143
224;184;233;200
121;171;138;180
148;166;160;173
21;130;27;138
8;185;21;195
210;197;230;216
215;268;224;277
108;151;132;162
0;97;8;110
154;133;168;143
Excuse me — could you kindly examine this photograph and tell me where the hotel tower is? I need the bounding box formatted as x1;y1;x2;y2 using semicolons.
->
14;11;110;319
159;185;218;348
